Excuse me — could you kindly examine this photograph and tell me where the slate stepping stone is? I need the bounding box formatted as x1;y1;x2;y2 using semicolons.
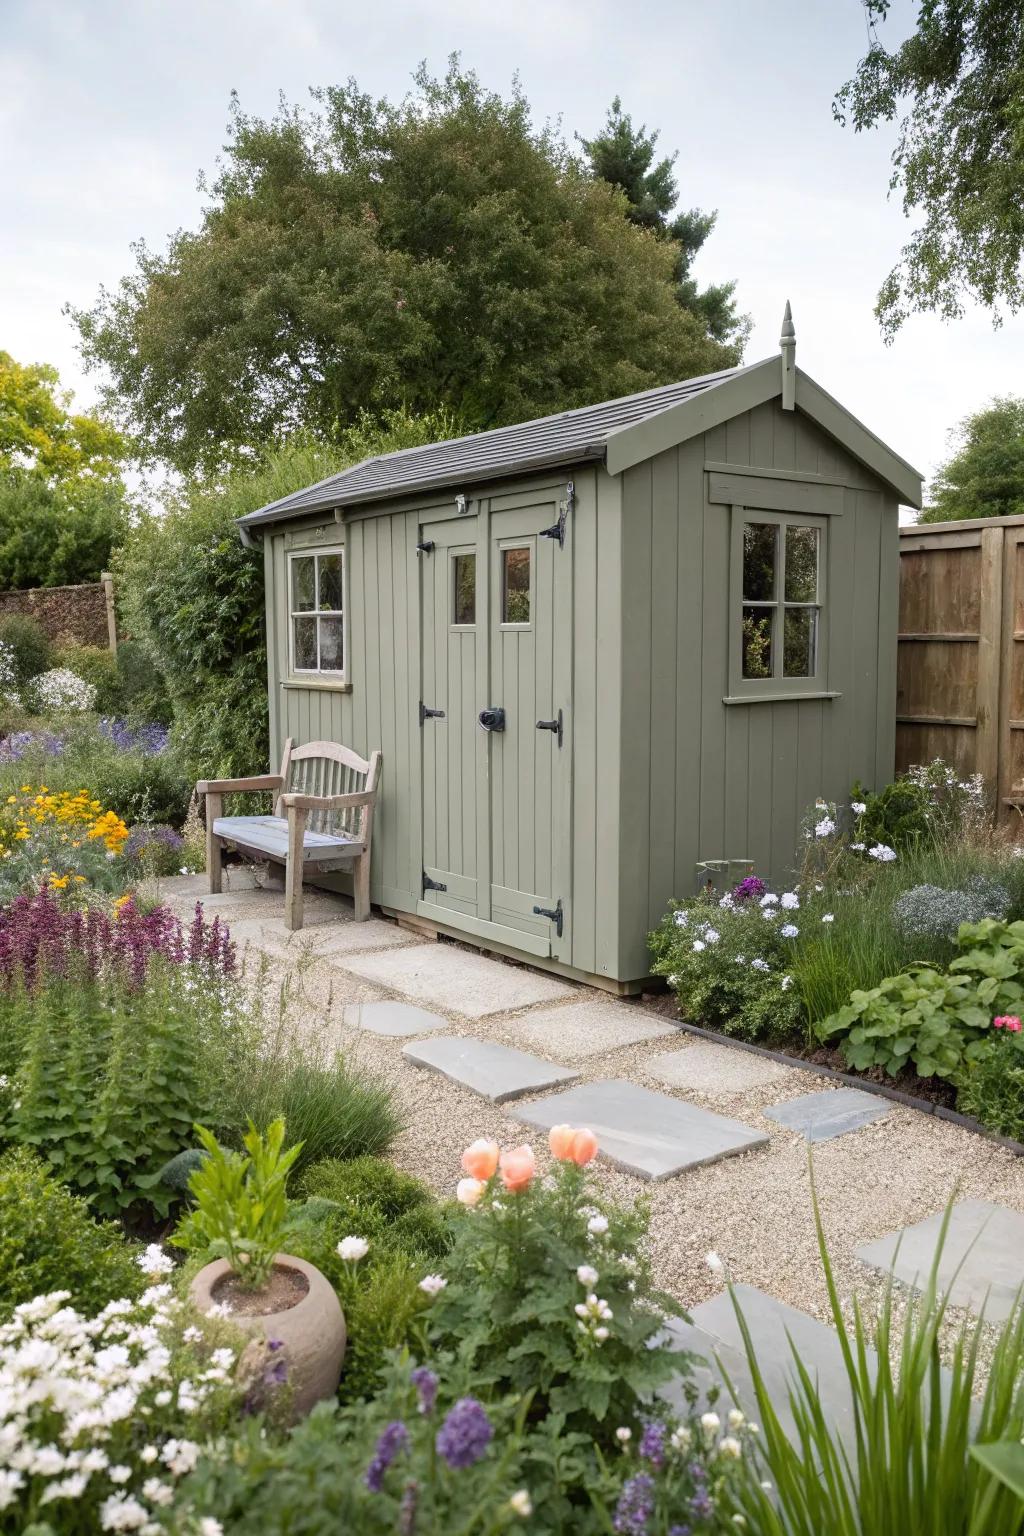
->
402;1036;580;1103
338;944;574;1018
647;1040;791;1098
856;1199;1024;1322
513;1079;767;1180
765;1086;889;1142
343;1001;450;1038
515;1000;676;1060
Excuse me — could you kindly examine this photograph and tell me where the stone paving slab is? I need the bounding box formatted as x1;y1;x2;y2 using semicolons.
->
403;1035;580;1103
856;1199;1024;1322
515;1000;676;1061
514;1079;768;1180
261;916;411;956
765;1086;890;1142
336;943;576;1019
343;1001;452;1038
646;1040;792;1098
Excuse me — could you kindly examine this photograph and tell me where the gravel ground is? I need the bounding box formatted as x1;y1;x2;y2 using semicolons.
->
165;876;1024;1362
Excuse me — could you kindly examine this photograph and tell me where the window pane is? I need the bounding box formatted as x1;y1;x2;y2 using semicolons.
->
502;547;530;624
291;556;315;612
742;607;773;679
785;526;819;603
453;553;475;625
293;615;317;670
743;524;777;601
319;616;344;672
318;553;343;612
783;607;817;677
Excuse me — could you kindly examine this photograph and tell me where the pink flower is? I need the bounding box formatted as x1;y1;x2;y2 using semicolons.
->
456;1177;485;1206
994;1015;1023;1032
461;1139;499;1180
548;1125;599;1165
499;1144;536;1192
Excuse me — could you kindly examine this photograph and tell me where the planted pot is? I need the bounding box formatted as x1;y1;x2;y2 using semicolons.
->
190;1252;346;1421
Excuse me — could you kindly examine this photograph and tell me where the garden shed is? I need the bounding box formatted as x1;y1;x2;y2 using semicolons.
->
238;312;923;990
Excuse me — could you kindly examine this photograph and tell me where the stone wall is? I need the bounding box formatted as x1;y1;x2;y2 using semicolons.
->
0;577;115;649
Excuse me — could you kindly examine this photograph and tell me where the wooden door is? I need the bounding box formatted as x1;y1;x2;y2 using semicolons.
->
418;486;573;961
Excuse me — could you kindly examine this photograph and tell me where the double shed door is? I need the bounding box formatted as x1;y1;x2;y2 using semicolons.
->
419;485;572;961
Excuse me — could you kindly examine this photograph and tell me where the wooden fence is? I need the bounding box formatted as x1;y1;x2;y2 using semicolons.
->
898;515;1024;823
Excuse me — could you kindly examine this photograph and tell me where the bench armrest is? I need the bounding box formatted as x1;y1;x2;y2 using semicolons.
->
281;791;376;812
197;775;284;794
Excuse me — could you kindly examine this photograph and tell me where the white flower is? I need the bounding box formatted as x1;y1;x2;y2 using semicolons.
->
108;1466;132;1485
781;975;793;991
759;893;778;907
136;1244;173;1277
615;1426;632;1444
705;1251;724;1274
0;1470;24;1511
671;1426;692;1451
750;957;770;973
142;1479;174;1507
587;1214;609;1236
40;1473;88;1503
728;1408;745;1428
337;1236;369;1263
182;1326;202;1344
814;817;836;838
576;1264;599;1286
593;1325;610;1343
673;909;689;927
99;1494;149;1530
720;1436;743;1458
509;1490;533;1518
780;892;800;910
139;1446;159;1465
718;893;735;909
456;1177;485;1206
868;843;897;862
851;800;867;815
30;668;97;714
418;1274;447;1296
734;954;746;966
692;939;706;952
198;1522;225;1536
780;923;799;938
700;1411;721;1439
703;928;721;944
161;1439;200;1476
821;913;834;924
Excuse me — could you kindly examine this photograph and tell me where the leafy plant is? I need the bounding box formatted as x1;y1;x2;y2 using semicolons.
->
0;1147;142;1319
173;1119;301;1288
240;1050;403;1175
956;1029;1024;1140
726;1192;1024;1536
853;774;932;853
0;614;51;686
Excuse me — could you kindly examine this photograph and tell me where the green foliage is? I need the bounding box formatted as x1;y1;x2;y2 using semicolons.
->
729;1191;1024;1535
955;1028;1024;1139
112;636;172;725
919;396;1024;524
0;469;129;589
299;1155;446;1245
648;894;804;1043
239;1050;403;1177
173;1119;301;1288
72;60;740;474
834;0;1024;336
0;1147;142;1319
0;349;129;481
854;775;933;852
0;615;51;685
578;96;748;347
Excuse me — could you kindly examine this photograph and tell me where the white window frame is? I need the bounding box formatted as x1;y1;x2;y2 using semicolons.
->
288;547;347;680
727;507;829;700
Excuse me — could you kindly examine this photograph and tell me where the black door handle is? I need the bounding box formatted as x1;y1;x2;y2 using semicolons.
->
479;707;506;732
535;709;563;748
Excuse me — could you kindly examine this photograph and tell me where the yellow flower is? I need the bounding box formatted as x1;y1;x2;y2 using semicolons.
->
5;796;15;805
74;875;86;884
113;894;131;915
48;874;70;890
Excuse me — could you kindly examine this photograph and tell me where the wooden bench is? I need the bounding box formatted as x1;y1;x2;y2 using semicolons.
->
197;739;382;931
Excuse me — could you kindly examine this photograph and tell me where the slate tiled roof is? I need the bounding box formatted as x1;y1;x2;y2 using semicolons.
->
239;361;756;526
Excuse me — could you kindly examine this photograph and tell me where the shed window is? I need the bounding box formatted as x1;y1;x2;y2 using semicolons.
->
289;549;345;676
733;512;825;693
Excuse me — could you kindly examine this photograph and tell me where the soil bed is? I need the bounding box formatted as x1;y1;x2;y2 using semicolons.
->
213;1264;309;1316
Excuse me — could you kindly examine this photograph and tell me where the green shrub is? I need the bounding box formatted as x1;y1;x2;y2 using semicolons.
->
53;642;122;714
0;1146;142;1318
240;1054;403;1177
86;741;191;827
0;613;51;684
300;1154;434;1222
854;775;934;852
956;1030;1024;1139
114;635;172;724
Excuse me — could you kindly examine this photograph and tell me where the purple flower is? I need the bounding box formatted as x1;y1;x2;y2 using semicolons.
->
411;1366;438;1415
613;1473;655;1535
365;1421;410;1492
639;1420;666;1468
435;1398;493;1469
0;731;64;764
732;875;767;904
99;718;170;756
124;824;184;861
689;1488;713;1519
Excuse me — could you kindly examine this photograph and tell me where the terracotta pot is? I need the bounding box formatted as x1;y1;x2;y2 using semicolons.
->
189;1253;346;1420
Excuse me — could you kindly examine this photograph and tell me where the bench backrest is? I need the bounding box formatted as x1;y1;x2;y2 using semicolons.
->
274;739;381;840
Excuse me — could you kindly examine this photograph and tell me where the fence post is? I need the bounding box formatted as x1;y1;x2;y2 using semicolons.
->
977;525;1004;807
100;572;117;655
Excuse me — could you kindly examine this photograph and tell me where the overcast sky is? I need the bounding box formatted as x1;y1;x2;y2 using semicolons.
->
3;0;1021;500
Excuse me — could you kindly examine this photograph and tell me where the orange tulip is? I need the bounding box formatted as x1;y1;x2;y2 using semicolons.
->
569;1128;598;1166
499;1144;536;1192
548;1124;577;1160
461;1138;499;1181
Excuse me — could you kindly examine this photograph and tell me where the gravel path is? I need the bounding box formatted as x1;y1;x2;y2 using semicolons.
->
164;873;1024;1348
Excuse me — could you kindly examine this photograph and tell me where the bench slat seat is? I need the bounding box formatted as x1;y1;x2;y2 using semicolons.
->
199;737;381;930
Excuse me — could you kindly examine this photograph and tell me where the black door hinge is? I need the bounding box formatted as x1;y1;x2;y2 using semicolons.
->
540;482;574;548
535;708;563;748
532;898;564;938
423;871;448;893
419;702;446;724
416;540;435;555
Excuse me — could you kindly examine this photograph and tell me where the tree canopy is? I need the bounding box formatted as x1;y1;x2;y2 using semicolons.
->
835;0;1024;337
0;351;133;590
578;97;748;348
71;60;743;475
918;396;1024;522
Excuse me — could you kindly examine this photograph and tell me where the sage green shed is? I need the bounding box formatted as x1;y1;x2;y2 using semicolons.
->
238;313;922;991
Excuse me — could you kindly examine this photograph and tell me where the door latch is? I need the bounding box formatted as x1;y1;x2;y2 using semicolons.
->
535;709;563;748
419;702;446;724
478;707;506;732
415;540;435;555
532;899;564;938
540;482;574;548
422;871;448;893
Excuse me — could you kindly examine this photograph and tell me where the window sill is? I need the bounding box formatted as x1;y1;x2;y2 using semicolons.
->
281;677;352;693
722;690;841;705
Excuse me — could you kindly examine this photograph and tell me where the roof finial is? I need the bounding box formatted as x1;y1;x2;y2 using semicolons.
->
780;300;796;411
